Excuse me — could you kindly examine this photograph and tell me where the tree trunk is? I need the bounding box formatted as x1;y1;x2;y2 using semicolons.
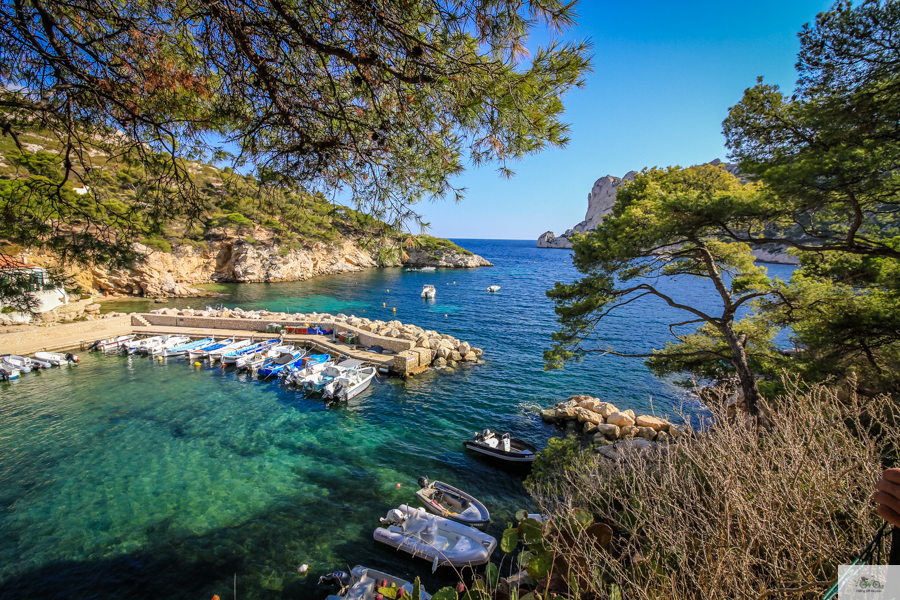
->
723;329;761;416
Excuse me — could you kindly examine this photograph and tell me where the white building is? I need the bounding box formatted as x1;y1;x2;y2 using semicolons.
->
0;256;69;323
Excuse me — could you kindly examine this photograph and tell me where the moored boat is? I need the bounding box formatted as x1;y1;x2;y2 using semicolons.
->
487;285;501;293
34;351;78;366
91;334;135;352
222;339;278;365
257;349;305;377
374;504;497;571
463;429;537;464
207;339;251;362
188;338;234;360
301;359;363;392
149;335;191;355
282;354;331;385
1;355;36;372
318;566;432;600
235;342;286;369
323;366;376;402
0;367;20;380
421;284;436;299
163;337;214;357
415;477;490;529
124;335;167;355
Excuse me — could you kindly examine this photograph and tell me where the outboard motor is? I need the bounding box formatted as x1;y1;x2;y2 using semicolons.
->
417;476;430;489
65;353;78;363
501;433;511;453
317;571;352;589
0;369;9;381
379;508;407;526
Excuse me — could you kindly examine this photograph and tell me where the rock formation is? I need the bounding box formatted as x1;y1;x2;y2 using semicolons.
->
537;159;798;265
20;234;491;298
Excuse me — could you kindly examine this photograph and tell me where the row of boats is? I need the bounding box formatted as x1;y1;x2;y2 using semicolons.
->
90;334;379;402
420;284;501;299
320;431;540;599
0;351;79;380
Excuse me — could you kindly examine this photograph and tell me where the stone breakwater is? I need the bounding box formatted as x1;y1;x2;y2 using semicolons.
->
541;395;694;457
146;306;483;374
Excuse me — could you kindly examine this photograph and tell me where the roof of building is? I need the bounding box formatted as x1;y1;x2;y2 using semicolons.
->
0;255;40;270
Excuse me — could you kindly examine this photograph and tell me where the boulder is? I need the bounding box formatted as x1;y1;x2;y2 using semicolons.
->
437;347;451;360
607;411;635;428
463;352;478;362
449;350;462;362
636;426;657;440
472;348;483;357
593;402;619;418
575;408;604;425
84;303;101;313
583;422;599;434
598;438;657;460
433;356;448;368
595;423;620;439
620;425;640;439
555;406;578;420
568;394;593;404
578;398;601;410
623;409;636;420
556;400;578;409
457;341;471;356
635;415;670;432
540;409;558;424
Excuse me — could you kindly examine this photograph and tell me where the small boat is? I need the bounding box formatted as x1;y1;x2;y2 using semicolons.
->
463;429;537;464
222;339;279;365
123;335;167;355
150;335;191;355
374;504;497;571
163;337;214;357
323;366;377;402
258;349;306;377
421;284;436;299
282;354;331;385
91;334;135;352
187;338;232;359
421;266;436;271
1;355;37;372
34;351;79;366
318;565;432;600
415;477;491;529
235;342;287;369
487;285;501;293
207;339;251;362
28;355;53;369
298;359;362;391
0;367;20;380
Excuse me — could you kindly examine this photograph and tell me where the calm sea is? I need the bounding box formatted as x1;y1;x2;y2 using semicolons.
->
0;240;795;599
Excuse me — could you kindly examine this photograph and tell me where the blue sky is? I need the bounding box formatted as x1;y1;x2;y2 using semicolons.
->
412;0;834;240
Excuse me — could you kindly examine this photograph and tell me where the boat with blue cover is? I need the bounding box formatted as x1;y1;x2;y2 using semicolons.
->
163;337;214;357
257;349;306;377
187;338;234;360
222;339;279;365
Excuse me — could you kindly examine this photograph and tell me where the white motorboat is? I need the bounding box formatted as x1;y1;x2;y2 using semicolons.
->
1;355;38;372
233;341;285;369
323;366;376;402
222;339;278;365
150;336;191;355
207;339;251;362
415;477;491;529
421;266;436;271
34;351;79;366
282;354;331;385
300;359;362;391
91;334;135;352
123;335;167;355
319;566;432;600
487;285;501;293
463;429;538;464
421;284;436;299
163;337;214;357
374;504;497;571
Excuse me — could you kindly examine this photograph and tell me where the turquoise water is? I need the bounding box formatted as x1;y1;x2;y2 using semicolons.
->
0;240;795;599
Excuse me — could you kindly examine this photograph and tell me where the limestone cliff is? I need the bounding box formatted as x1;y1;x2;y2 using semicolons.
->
537;160;798;265
20;234;491;298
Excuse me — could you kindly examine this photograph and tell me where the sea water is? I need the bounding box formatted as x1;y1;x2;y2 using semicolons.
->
0;240;795;598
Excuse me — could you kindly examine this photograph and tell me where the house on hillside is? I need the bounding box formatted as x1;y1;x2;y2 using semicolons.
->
0;256;69;322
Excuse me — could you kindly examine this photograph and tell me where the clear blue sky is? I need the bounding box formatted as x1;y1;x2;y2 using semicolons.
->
413;0;834;240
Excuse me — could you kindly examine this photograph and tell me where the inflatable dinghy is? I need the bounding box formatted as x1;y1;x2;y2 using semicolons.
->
319;565;432;600
373;504;496;571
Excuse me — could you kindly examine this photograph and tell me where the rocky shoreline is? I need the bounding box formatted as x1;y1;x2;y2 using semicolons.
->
18;235;492;299
542;395;694;458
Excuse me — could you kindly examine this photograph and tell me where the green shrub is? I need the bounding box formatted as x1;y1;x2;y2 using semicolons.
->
140;236;172;253
225;212;253;227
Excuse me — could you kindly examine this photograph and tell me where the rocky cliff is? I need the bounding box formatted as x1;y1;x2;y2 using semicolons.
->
20;234;492;298
537;160;798;265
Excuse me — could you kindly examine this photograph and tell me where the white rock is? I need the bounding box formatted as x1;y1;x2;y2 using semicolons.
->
635;415;670;432
607;411;635;428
